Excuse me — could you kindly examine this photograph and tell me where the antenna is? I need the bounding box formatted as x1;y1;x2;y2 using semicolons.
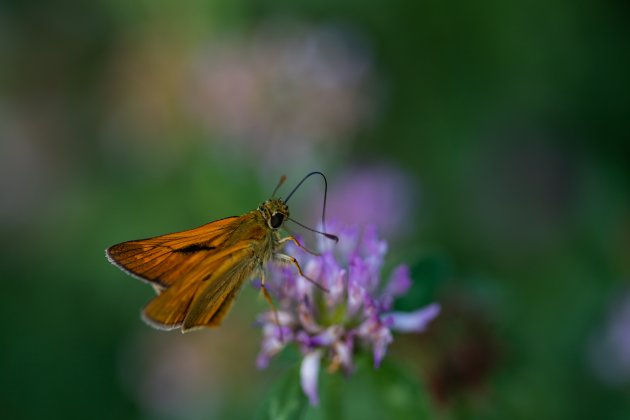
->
287;217;339;242
271;175;287;198
284;171;331;235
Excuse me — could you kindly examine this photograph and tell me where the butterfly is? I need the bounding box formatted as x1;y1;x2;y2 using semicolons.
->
106;172;337;332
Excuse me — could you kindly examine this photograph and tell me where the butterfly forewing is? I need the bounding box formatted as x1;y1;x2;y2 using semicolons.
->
106;216;240;288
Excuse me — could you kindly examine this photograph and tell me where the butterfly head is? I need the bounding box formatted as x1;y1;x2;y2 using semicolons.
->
259;199;290;230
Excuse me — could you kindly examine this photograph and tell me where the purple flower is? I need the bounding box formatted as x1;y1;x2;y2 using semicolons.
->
321;164;418;239
187;21;376;173
256;221;440;405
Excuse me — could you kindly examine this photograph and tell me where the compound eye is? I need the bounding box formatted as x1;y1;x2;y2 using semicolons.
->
270;213;284;229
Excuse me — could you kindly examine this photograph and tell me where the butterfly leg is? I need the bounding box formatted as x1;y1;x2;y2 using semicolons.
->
259;270;284;342
274;253;329;293
277;236;320;256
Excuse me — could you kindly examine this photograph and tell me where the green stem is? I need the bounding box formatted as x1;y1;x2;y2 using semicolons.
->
325;372;343;420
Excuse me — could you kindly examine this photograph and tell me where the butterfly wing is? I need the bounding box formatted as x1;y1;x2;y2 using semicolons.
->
141;241;258;331
107;212;273;331
106;216;240;289
182;244;261;331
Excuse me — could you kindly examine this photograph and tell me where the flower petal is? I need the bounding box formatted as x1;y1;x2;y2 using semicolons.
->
378;266;410;311
354;314;392;367
310;325;343;347
256;310;295;326
385;265;412;297
348;256;371;289
361;225;387;277
334;337;354;373
298;297;323;334
321;252;345;306
256;323;292;369
384;303;441;333
361;225;388;259
372;325;392;368
347;275;366;317
300;350;323;406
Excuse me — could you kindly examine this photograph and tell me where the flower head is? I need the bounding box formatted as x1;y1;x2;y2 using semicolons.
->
256;221;440;405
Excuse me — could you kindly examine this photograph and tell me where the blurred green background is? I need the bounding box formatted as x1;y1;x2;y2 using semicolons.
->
1;0;629;419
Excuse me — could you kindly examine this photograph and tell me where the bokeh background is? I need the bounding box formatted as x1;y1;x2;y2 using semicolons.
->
1;0;629;419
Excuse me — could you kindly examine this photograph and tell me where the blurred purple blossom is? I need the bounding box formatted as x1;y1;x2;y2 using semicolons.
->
256;221;440;405
187;21;377;172
322;164;418;239
588;289;630;386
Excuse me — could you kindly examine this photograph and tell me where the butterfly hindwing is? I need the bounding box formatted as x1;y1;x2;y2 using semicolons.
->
141;241;256;330
183;245;260;330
